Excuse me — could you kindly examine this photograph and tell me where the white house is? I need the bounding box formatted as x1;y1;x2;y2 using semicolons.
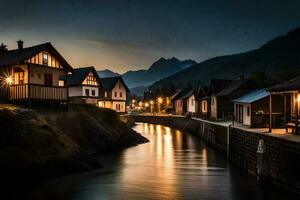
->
98;76;130;113
61;66;101;105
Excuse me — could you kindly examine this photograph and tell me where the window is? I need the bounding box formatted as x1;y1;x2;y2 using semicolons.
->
115;92;117;97
202;101;207;113
85;73;98;86
91;90;96;96
120;92;122;98
59;80;65;87
85;89;89;96
43;53;48;65
247;106;250;116
116;104;120;110
104;91;108;97
191;99;194;106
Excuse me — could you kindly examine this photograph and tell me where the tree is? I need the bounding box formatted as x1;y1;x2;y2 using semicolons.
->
0;43;8;54
251;72;269;87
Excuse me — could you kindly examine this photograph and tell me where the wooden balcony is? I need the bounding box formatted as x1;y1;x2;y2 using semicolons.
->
9;84;67;101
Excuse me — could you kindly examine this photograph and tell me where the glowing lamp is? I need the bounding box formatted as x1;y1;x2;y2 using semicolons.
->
6;77;13;85
158;97;163;104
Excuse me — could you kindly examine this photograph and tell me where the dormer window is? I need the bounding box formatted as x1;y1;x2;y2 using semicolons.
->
43;53;48;65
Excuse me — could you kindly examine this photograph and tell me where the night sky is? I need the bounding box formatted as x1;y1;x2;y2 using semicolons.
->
0;0;299;73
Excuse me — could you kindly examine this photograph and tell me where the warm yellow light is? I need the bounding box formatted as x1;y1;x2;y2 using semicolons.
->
6;77;13;85
150;100;154;105
145;102;149;107
139;102;143;107
158;97;163;104
132;99;136;103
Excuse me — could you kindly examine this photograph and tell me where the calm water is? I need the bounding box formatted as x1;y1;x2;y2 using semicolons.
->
4;123;299;200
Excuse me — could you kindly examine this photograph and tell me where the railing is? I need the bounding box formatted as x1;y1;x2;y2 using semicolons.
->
9;84;67;101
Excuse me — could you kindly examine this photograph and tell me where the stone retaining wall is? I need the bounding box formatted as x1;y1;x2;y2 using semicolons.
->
131;115;300;192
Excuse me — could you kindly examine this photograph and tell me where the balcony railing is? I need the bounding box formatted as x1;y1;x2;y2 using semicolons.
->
9;84;67;101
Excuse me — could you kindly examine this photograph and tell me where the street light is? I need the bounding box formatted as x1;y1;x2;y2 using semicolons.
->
6;76;13;85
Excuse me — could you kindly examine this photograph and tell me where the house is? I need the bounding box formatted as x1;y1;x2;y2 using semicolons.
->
187;90;197;115
209;79;232;119
98;76;130;113
194;86;210;119
0;41;73;105
268;76;300;134
232;89;284;128
211;78;259;120
172;88;191;115
60;66;101;105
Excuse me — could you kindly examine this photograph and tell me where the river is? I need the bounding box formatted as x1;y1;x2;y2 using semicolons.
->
4;123;299;200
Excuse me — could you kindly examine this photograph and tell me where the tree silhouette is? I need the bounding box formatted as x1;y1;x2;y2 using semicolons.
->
0;43;8;54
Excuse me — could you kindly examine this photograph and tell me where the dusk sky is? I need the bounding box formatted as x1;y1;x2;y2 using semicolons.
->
0;0;300;73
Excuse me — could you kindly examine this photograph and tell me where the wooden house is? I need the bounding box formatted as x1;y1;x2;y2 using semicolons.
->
195;86;210;119
268;76;300;134
186;89;197;115
211;78;259;120
0;41;73;104
172;88;192;115
98;76;130;113
61;66;101;105
232;89;284;128
209;79;232;119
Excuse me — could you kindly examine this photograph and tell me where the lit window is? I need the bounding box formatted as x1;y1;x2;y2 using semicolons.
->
59;80;65;87
43;53;48;65
86;73;98;86
104;91;108;97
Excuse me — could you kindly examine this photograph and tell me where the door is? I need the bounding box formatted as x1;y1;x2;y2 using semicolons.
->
44;74;53;86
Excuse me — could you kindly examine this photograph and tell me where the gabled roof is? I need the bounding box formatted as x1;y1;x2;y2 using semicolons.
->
61;66;101;86
180;88;195;100
210;79;232;96
194;86;209;100
268;76;300;92
232;89;270;104
0;42;73;71
217;79;255;97
172;88;191;101
100;76;130;92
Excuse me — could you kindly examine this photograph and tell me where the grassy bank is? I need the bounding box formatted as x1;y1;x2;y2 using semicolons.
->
0;104;148;177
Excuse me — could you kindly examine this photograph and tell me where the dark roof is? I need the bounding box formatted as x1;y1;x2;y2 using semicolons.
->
217;79;254;96
180;88;195;100
61;66;101;86
172;88;191;101
194;86;209;100
210;79;232;95
232;89;270;103
100;76;130;92
0;42;73;71
268;76;300;92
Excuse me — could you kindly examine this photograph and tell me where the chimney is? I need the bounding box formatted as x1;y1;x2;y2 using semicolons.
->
17;40;23;50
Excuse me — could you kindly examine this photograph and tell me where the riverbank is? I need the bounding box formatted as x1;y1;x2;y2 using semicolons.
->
131;115;300;193
0;104;148;178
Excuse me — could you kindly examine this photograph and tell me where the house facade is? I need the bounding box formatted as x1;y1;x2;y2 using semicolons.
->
171;88;191;115
61;66;101;105
232;89;284;128
195;86;210;119
98;76;130;113
211;79;259;120
0;41;73;104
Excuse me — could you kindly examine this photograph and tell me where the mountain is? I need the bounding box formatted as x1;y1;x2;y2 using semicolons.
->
122;57;196;89
129;86;148;97
149;27;300;92
97;69;120;78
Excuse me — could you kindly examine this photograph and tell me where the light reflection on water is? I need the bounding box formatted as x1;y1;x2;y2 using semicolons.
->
4;123;299;200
